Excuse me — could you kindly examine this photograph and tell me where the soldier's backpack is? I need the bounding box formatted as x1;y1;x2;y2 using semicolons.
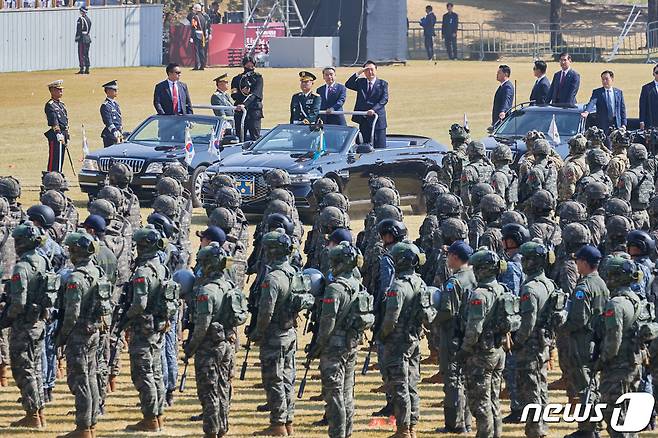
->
220;284;249;329
406;274;437;330
144;262;181;321
434;276;465;324
629;168;654;205
534;276;569;333
334;277;374;334
633;300;658;343
493;290;521;334
77;265;113;329
281;268;315;316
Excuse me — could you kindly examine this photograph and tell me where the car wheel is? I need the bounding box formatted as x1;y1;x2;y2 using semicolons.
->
191;165;208;208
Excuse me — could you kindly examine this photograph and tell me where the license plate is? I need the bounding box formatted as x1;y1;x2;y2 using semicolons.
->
235;178;255;197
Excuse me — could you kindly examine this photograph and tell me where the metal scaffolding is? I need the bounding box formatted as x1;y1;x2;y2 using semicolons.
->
242;0;307;57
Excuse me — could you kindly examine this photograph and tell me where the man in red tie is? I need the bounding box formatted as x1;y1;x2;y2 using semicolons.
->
153;63;194;115
547;52;580;105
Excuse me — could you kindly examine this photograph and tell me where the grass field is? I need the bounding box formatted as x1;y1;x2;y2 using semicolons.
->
1;60;656;437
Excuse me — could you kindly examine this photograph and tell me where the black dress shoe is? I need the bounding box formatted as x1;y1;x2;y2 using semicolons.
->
166;390;174;406
502;411;523;424
311;416;328;427
435;426;467;434
371;402;393;417
190;413;203;421
256;403;269;412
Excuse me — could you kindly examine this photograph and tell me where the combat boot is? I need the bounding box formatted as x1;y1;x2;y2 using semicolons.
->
409;424;417;438
285;422;294;436
388;424;411;438
157;415;165;429
502;410;523;424
0;363;8;386
125;416;160;432
252;423;288;436
548;376;568;391
420;371;443;384
56;426;92;438
256;403;269;412
10;411;42;428
39;408;47;427
108;375;117;392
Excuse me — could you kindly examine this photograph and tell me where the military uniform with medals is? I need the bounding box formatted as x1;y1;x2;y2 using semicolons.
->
100;80;123;148
231;58;264;141
290;71;321;124
44;80;69;173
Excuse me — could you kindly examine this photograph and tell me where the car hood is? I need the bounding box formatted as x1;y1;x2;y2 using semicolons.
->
208;150;341;174
480;135;570;159
87;141;185;161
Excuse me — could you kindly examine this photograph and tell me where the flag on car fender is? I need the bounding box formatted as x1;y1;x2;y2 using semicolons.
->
185;124;195;165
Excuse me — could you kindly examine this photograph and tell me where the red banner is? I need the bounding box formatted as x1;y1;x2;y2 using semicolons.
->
168;23;286;67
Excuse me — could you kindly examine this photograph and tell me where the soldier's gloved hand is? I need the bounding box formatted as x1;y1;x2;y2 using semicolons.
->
114;131;122;141
454;349;469;364
56;133;65;143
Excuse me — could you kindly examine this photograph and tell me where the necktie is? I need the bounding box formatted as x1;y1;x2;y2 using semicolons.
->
367;82;372;96
172;83;179;114
606;89;614;118
560;71;566;87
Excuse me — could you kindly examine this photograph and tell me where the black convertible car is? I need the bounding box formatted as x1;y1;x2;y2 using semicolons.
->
201;123;449;222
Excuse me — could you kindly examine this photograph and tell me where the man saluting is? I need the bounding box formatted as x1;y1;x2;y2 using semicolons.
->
100;80;123;147
290;71;321;124
44;80;69;173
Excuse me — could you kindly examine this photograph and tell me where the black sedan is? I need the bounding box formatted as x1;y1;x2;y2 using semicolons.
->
201;123;448;222
78;114;243;206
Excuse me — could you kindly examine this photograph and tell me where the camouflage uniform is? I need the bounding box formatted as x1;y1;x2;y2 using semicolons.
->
415;182;448;254
156;176;192;269
438;124;470;195
557;134;589;202
0;176;28;228
574;149;614;201
606;129;631;186
467;183;494;247
489;143;518;210
215;187;249;288
0;198;15;385
364;204;403;295
107;163;142;231
584;125;612;156
41;172;79;230
578;181;610;247
527;190;562;249
613;144;653;230
518;130;564;183
602;215;634;256
428;217;468;287
89;199;133;288
303;178;340;268
521;140;558;203
460;141;494;211
478;194;506;257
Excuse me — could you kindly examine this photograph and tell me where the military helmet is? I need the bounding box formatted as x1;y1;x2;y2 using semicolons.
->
584;126;606;146
320;206;348;232
628;143;648;164
209;207;236;233
626;230;656;257
389;241;424;271
196;242;229;274
568;134;587;155
0;197;9;219
173;269;196;300
606;215;633;240
491;143;513;163
609;129;631;148
449;123;470;141
266;212;294;235
0;176;21;199
12;221;44;254
328;241;361;274
469;249;504;281
603;255;639;289
264;169;291;188
40;189;66;216
423;182;448;206
435;193;463;217
268;188;294;206
500;210;528;227
215;186;242;209
152;194;179;219
469;183;495;209
368;175;395;197
586;149;610;169
133;224;167;258
162;162;189;183
501;223;530;247
262;229;293;258
108;162;133;188
312;177;339;200
27;204;56;229
372;187;400;207
319;192;349;212
441;217;468;244
532;139;551;157
302;268;326;297
604;198;632;219
479;194;506;219
581;181;610;204
374;204;403;222
524;130;546;146
156;176;183;198
558;200;587;226
466;141;486;159
41;171;68;192
97;185;125;211
377;219;407;241
519;241;549;273
210;173;237;192
530;189;556;213
64;229;98;261
562;223;592;253
147;212;177;239
265;199;292;218
88;199;116;221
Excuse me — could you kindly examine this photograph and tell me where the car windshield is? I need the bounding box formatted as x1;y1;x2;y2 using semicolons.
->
495;110;581;138
250;124;352;154
130;117;218;146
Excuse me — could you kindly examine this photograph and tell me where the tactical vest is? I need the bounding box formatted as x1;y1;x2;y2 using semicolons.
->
332;276;374;342
628;167;653;208
140;260;179;323
492;167;519;205
73;264;113;330
269;264;314;330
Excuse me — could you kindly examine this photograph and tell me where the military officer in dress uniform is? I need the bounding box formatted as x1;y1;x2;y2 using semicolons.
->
44;80;69;173
290;71;321;125
231;56;264;141
100;80;123;148
75;6;92;74
210;73;234;118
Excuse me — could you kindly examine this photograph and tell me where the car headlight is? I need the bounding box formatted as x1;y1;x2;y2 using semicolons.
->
81;159;99;171
289;170;322;184
145;162;164;174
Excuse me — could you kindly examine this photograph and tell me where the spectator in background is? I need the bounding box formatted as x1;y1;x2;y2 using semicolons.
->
75;6;92;75
441;2;459;60
153;63;193;115
492;64;514;125
209;1;222;24
581;70;626;135
346;60;389;149
189;4;211;71
548;52;580;105
639;64;658;129
530;60;550;105
420;5;437;60
317;67;347;125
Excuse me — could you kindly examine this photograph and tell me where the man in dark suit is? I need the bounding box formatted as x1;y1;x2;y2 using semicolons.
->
639;64;658;129
231;56;264;140
153;63;193;115
547;52;580;105
345;60;389;148
441;3;459;60
530;60;550;105
492;65;514;126
581;70;627;135
317;67;346;125
420;5;437;60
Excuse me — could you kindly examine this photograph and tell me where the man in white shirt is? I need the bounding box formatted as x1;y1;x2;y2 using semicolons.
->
530;60;550;105
153;63;193;115
581;70;626;135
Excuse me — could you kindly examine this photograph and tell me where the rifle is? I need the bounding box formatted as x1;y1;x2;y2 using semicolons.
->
239;338;251;381
583;370;597;406
179;356;189;392
108;283;134;368
361;335;375;375
297;356;313;399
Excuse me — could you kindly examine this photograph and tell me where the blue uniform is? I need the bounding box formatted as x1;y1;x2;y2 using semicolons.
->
100;98;123;147
499;252;524;295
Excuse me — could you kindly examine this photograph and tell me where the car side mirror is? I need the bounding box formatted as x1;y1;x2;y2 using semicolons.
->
356;143;374;154
221;135;240;146
242;140;254;150
486;126;494;134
